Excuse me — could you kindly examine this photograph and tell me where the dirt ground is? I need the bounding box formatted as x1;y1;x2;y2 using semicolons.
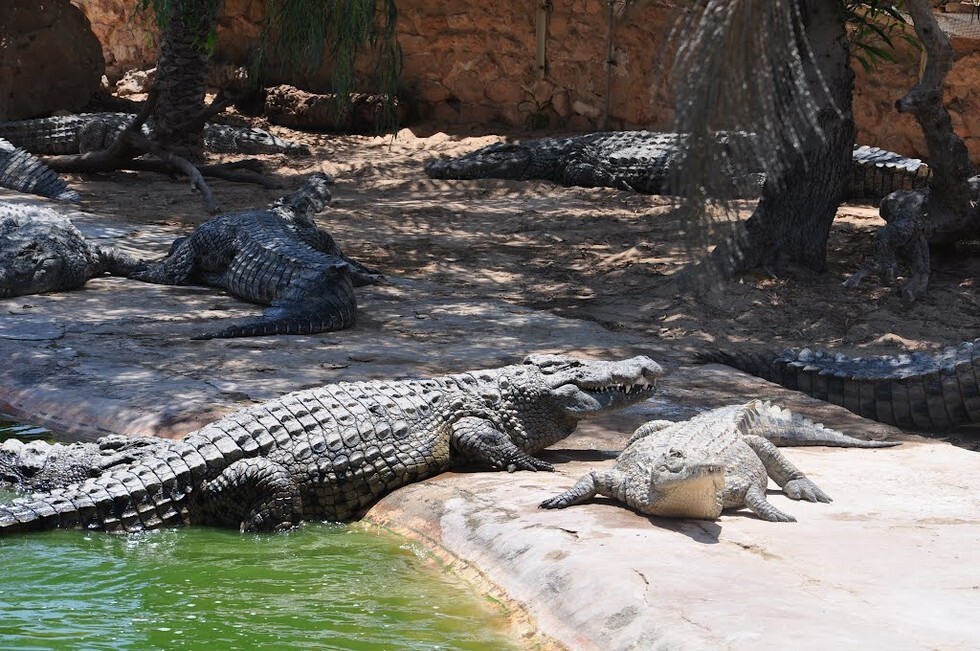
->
60;117;980;446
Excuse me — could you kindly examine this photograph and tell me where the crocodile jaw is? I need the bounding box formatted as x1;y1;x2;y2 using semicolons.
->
550;380;660;416
642;463;726;519
532;354;664;417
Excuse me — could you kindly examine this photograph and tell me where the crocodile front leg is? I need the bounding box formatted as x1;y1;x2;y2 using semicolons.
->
197;458;303;532
539;469;627;509
451;416;554;472
743;484;796;523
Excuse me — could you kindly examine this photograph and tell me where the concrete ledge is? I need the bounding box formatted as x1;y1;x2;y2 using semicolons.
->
367;434;980;650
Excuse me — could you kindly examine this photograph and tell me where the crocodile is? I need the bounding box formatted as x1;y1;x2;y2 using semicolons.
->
0;354;663;535
424;131;929;203
540;400;897;522
0;436;168;493
127;172;381;339
697;341;980;431
0;201;141;298
0;138;80;202
0;112;311;157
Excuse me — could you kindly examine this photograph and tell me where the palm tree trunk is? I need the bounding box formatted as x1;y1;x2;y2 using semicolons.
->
151;0;222;161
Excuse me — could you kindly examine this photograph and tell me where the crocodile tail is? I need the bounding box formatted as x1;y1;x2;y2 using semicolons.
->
0;138;80;202
741;400;900;448
191;305;357;339
193;269;358;339
847;145;930;202
0;463;193;536
695;349;791;385
699;342;980;431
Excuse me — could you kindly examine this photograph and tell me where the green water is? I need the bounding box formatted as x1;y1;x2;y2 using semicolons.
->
0;422;520;650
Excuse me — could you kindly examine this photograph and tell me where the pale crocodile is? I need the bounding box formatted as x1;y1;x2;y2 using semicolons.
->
128;172;381;339
540;400;897;522
697;341;980;430
0;112;310;156
0;354;663;534
425;131;929;203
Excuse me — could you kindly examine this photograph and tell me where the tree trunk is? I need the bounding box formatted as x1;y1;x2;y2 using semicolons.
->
844;0;980;300
719;0;854;276
151;0;222;161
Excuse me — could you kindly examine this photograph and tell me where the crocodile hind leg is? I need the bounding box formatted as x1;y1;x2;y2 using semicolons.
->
742;434;832;504
197;458;303;532
451;417;554;472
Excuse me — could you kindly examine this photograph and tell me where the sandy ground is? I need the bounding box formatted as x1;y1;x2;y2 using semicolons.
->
61;119;980;446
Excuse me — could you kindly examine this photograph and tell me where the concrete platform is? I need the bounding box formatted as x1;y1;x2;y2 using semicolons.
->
1;198;978;649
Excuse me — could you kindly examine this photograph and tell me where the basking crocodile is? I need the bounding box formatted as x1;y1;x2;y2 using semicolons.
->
0;202;141;298
0;354;663;534
425;131;929;203
0;138;79;202
697;341;980;430
128;172;381;339
540;400;897;522
1;436;168;493
0;112;310;157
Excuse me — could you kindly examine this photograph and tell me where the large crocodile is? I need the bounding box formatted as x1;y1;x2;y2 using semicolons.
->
0;138;79;202
425;131;929;203
128;172;381;339
540;400;897;522
0;112;310;157
0;201;141;298
697;341;980;431
0;354;663;535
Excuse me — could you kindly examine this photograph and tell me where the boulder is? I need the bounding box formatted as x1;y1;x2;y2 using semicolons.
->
0;0;105;121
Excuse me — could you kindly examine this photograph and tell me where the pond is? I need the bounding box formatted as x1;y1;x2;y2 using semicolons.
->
0;420;521;650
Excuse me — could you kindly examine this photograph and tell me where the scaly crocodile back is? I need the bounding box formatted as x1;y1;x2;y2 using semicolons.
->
697;341;980;430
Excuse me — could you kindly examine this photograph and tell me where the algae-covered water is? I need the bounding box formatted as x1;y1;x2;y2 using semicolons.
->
0;422;521;650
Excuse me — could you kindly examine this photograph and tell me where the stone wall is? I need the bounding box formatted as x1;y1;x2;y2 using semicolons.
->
70;0;980;164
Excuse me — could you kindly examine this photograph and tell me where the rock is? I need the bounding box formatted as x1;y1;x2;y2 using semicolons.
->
114;67;155;97
0;0;106;120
